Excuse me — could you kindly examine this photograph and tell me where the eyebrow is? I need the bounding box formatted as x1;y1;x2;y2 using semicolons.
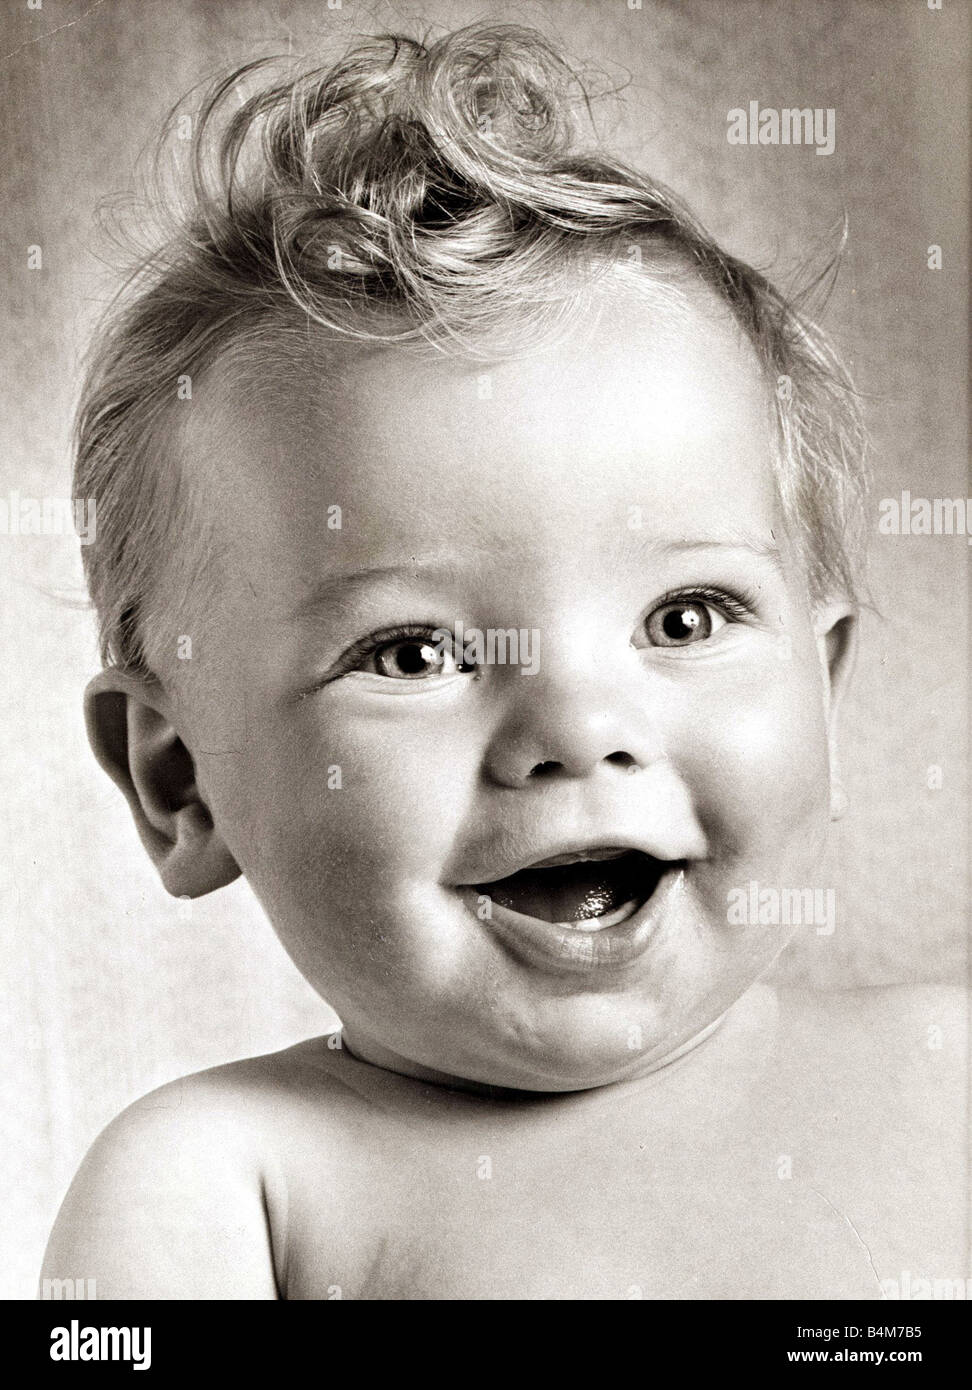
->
289;561;465;621
651;534;786;575
290;535;787;621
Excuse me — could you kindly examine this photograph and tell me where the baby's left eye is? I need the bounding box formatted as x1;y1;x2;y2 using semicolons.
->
367;635;471;680
643;599;727;647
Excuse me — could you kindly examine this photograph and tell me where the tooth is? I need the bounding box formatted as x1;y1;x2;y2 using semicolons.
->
555;898;640;932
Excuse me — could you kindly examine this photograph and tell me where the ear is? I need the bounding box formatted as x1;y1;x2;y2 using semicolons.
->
813;601;859;822
84;669;241;898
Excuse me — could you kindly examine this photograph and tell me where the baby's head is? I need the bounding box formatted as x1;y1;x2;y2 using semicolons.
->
78;25;867;1091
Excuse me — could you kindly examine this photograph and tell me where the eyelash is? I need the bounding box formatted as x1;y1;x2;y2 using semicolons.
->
651;583;758;625
325;623;451;680
296;623;453;698
302;584;760;693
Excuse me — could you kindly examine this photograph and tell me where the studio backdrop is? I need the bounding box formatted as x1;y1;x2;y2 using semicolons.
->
1;0;967;1300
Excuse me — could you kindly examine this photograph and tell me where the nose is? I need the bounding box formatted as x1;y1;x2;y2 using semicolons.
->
483;661;663;789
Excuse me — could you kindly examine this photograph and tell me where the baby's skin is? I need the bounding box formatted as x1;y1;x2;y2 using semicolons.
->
44;278;969;1298
44;983;965;1299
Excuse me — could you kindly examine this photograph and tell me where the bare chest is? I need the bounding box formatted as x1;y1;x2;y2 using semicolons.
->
280;1115;934;1300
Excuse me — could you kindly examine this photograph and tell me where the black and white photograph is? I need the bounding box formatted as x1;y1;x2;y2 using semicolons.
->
1;0;969;1344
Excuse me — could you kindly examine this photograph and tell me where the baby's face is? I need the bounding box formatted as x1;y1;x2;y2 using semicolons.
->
179;285;848;1090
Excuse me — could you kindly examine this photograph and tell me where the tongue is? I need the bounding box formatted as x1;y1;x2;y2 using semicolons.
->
481;855;643;923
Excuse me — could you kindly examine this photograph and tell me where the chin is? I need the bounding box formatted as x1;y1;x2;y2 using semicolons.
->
461;994;717;1093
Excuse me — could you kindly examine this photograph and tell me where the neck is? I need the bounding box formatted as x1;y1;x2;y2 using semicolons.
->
338;985;779;1102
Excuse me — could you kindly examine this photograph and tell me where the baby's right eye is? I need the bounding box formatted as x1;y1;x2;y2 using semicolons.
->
368;635;466;680
345;627;477;681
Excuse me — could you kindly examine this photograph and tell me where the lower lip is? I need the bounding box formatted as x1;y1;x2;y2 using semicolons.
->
457;866;685;976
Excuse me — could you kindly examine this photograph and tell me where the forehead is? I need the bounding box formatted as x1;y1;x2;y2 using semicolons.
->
189;286;781;592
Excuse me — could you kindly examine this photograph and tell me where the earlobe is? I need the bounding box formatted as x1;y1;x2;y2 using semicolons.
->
84;669;241;898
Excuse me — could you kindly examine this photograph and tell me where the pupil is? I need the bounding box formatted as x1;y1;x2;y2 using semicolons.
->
663;605;702;640
395;641;435;674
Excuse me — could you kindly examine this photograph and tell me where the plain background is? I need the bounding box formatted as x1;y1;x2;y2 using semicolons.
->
1;0;968;1300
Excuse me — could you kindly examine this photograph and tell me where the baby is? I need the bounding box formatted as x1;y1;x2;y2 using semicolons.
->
43;24;965;1300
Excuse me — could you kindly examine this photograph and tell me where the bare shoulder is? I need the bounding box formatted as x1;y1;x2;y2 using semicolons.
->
753;982;968;1284
778;978;968;1053
40;1036;359;1300
773;979;968;1126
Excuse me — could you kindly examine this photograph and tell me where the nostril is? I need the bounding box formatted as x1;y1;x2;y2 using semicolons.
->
528;751;639;779
606;751;637;769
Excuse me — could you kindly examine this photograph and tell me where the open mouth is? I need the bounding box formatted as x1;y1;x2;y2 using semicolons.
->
474;849;667;934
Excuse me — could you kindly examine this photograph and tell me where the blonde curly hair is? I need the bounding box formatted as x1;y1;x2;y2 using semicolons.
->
74;22;867;676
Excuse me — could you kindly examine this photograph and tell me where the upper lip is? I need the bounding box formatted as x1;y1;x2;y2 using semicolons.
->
456;839;678;887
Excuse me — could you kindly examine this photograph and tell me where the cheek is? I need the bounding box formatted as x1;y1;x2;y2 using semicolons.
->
244;704;475;893
666;656;831;868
